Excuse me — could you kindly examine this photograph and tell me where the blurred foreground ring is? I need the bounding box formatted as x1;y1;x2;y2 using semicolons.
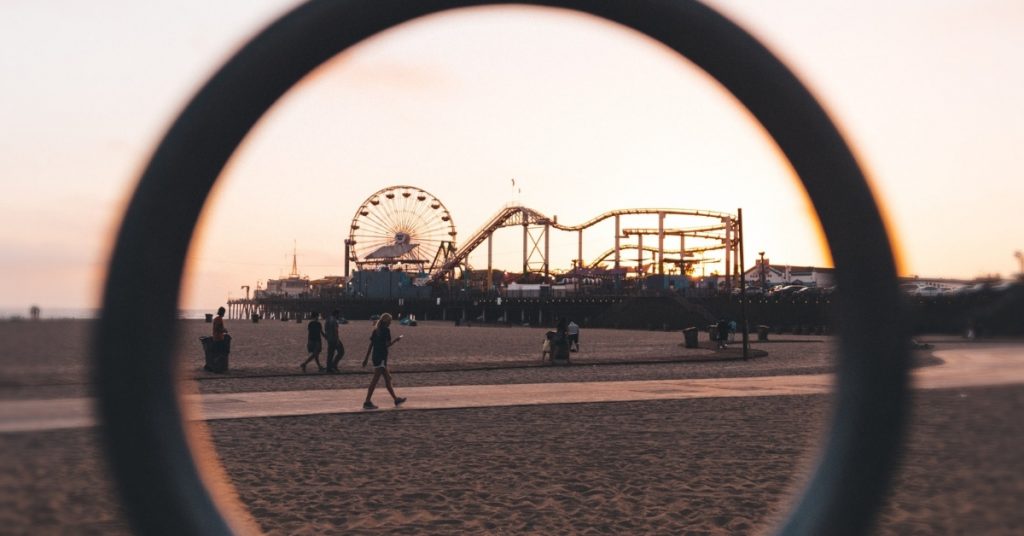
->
94;1;909;535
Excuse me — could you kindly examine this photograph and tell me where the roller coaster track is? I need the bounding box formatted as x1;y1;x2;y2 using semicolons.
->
427;205;735;284
587;244;724;269
621;223;727;239
547;208;733;232
622;228;725;241
428;205;551;283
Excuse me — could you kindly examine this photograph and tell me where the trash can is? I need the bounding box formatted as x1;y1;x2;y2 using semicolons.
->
757;325;770;341
683;327;699;348
251;313;260;323
200;334;230;373
204;313;213;323
550;332;571;364
708;324;719;343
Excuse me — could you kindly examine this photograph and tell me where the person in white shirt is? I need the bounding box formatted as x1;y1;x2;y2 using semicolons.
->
567;320;580;352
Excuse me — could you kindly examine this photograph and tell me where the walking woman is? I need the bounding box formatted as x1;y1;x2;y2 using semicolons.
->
361;313;406;410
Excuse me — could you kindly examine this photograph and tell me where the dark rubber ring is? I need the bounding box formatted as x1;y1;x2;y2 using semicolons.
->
94;1;908;534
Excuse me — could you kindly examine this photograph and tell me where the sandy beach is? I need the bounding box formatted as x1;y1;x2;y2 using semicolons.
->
0;320;839;400
1;319;1022;534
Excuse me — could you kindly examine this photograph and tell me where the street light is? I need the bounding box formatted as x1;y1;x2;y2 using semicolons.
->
1015;250;1023;275
758;251;766;290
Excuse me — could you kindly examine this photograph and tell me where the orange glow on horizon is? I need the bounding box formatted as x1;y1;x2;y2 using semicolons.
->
4;2;1023;310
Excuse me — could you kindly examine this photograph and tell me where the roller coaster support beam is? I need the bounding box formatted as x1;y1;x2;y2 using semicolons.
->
638;234;644;277
680;232;686;274
487;234;493;292
724;216;733;292
577;230;583;271
658;211;666;275
522;223;528;275
545;222;550;281
738;208;749;359
614;215;621;269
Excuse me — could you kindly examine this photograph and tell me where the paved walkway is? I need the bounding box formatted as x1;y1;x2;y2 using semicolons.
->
2;346;1022;434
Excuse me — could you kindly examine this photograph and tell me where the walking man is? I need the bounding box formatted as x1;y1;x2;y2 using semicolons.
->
325;309;345;373
716;318;730;350
300;312;326;373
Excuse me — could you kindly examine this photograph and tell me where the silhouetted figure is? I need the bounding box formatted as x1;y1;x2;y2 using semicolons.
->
362;313;405;409
300;312;326;373
325;309;345;373
551;317;571;363
213;306;228;342
567;320;580;352
203;306;231;372
542;331;555;362
716;318;730;349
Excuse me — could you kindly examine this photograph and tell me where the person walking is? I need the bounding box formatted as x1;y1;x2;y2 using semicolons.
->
324;309;345;373
361;313;406;410
300;312;326;373
716;318;730;350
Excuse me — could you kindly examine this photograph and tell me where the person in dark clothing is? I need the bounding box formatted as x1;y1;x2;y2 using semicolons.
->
324;309;345;373
551;317;571;363
204;306;231;372
300;312;326;373
361;313;405;410
716;318;730;349
212;306;229;354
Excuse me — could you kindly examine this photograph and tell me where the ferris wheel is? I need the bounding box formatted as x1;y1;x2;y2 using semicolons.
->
348;185;457;273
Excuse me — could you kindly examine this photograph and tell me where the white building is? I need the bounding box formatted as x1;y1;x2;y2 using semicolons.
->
743;259;835;288
256;248;312;297
260;276;311;297
897;277;971;292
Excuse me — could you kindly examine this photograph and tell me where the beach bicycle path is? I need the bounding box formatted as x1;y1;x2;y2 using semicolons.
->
1;346;1022;434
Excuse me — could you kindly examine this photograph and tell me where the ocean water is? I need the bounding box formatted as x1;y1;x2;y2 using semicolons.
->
0;307;211;320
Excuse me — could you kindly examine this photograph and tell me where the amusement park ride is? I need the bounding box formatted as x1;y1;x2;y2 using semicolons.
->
344;184;744;290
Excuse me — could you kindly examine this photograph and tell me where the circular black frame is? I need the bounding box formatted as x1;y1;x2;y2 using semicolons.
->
94;1;909;534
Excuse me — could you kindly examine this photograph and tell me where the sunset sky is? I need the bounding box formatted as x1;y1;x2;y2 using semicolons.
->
2;1;1022;312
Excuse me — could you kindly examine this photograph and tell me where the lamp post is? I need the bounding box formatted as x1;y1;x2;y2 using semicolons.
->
758;251;766;290
1015;250;1023;276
